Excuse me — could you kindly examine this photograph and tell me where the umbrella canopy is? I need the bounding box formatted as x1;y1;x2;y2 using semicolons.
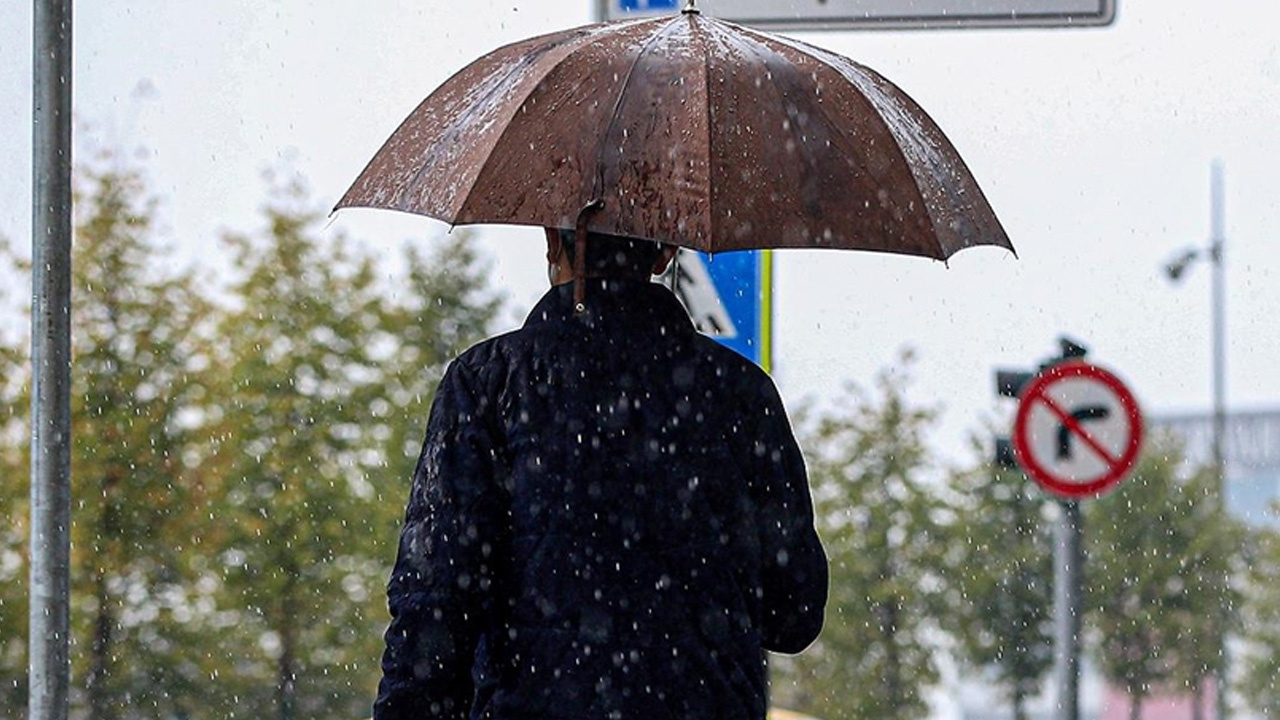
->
338;6;1013;261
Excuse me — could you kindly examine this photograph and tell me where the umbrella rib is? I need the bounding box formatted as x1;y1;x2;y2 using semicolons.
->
343;27;587;217
736;28;867;251
818;54;1011;258
446;31;607;223
742;28;947;259
815;52;987;260
448;17;680;226
807;56;945;259
693;17;714;251
588;17;686;202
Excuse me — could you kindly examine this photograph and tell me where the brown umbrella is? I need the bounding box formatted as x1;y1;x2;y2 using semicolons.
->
338;3;1013;270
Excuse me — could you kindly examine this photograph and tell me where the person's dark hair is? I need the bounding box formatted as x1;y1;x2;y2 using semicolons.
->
558;229;664;277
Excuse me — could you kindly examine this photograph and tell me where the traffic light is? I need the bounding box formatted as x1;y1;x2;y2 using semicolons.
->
992;336;1090;468
995;369;1034;399
994;437;1018;469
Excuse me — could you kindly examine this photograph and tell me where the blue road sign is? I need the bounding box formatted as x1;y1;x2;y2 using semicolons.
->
619;0;680;9
671;250;772;372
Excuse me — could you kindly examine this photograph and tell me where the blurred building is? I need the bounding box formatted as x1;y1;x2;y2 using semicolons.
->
1149;408;1280;526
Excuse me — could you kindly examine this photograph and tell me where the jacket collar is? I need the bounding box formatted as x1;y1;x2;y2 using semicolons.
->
524;278;694;334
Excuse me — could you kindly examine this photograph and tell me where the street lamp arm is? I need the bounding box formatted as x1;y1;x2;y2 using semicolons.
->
1164;247;1202;282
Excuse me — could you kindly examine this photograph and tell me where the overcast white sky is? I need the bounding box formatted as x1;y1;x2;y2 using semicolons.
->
2;0;1278;468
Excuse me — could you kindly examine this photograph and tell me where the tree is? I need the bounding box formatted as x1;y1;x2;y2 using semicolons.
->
942;440;1054;720
772;352;946;720
1239;518;1280;716
1087;444;1182;720
1165;466;1244;720
63;153;220;720
0;148;230;719
201;171;396;720
375;233;504;476
0;149;506;719
0;158;218;720
0;235;30;718
1085;436;1242;720
201;169;503;720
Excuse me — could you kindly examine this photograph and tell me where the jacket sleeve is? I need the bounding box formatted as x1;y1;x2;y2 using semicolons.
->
749;377;828;655
373;360;509;720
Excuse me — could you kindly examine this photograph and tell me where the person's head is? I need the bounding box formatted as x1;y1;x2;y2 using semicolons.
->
544;227;677;285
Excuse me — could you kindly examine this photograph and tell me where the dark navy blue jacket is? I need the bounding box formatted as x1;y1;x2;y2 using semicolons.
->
374;278;827;720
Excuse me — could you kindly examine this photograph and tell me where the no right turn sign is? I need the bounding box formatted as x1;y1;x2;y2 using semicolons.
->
1012;361;1144;499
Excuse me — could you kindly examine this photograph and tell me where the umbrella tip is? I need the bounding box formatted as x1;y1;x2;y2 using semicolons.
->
682;0;699;15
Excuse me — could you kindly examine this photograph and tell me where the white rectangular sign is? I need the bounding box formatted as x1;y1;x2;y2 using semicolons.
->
598;0;1115;30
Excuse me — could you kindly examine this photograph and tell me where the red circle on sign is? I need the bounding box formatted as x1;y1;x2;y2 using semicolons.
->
1012;361;1144;499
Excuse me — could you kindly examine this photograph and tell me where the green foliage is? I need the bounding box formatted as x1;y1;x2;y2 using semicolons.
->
0;234;29;715
941;443;1054;720
1166;464;1245;708
1085;435;1243;716
204;172;412;718
200;170;503;720
0;153;502;720
772;353;945;720
377;234;504;472
1238;517;1280;714
65;155;220;720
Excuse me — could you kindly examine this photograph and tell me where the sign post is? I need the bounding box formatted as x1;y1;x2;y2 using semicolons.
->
1052;498;1083;720
1009;355;1143;720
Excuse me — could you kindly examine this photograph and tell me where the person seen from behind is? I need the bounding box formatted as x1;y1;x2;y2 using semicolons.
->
373;228;828;720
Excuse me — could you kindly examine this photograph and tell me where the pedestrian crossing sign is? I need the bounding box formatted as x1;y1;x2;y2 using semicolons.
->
667;250;773;373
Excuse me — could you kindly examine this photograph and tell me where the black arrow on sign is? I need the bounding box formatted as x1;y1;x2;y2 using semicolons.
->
1057;405;1111;460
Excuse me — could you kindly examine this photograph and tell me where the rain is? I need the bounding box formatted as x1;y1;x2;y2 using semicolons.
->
3;1;1280;720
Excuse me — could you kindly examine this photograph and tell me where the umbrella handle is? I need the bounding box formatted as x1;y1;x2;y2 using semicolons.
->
682;0;699;14
573;199;604;313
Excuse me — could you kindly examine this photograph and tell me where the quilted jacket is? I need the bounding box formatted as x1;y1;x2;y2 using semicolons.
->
374;278;827;720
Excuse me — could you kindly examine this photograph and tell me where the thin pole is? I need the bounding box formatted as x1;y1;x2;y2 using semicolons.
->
30;1;74;720
1209;160;1228;720
1209;161;1226;502
1054;500;1082;720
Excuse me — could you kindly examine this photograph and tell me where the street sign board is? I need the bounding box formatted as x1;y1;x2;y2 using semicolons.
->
669;250;772;371
599;0;1116;30
1012;361;1143;499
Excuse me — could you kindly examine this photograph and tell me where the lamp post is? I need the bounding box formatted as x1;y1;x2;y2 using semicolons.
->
30;2;74;720
1163;160;1228;720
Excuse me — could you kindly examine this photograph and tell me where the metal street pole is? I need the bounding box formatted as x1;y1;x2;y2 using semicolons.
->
30;2;74;720
1210;160;1226;503
1209;160;1229;720
1054;499;1083;720
1162;162;1232;720
1210;160;1226;499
